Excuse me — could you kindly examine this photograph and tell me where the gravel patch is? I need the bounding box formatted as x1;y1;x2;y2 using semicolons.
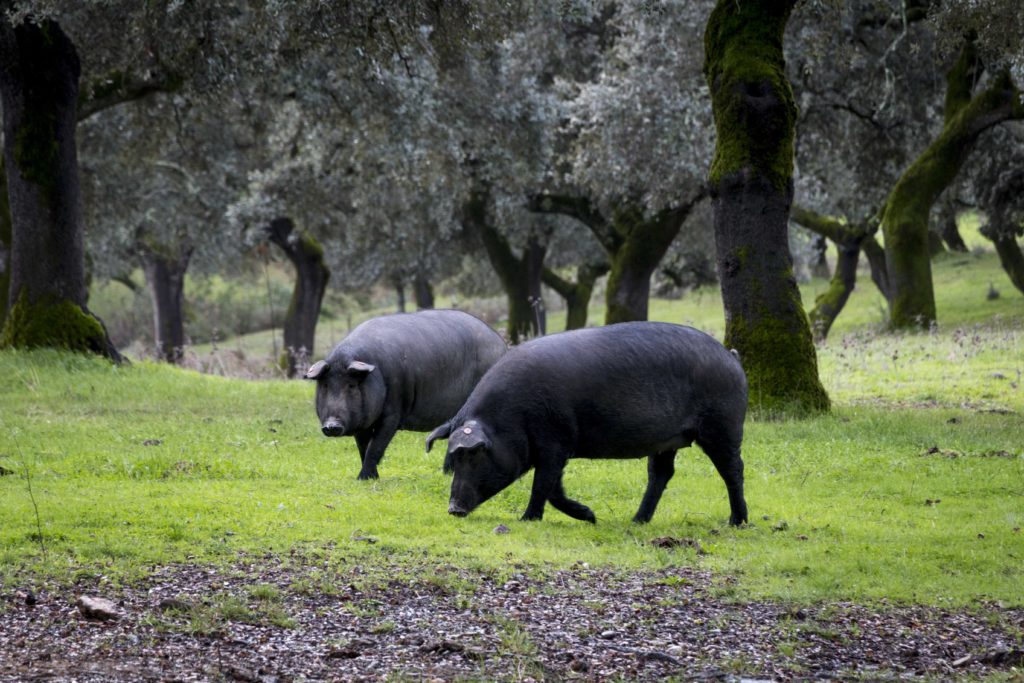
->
2;553;1022;682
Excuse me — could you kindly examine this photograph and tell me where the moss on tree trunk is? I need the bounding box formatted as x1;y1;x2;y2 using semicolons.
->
881;40;1023;329
704;0;829;415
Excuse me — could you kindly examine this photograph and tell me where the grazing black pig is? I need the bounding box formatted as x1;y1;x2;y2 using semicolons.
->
425;322;748;525
305;310;506;480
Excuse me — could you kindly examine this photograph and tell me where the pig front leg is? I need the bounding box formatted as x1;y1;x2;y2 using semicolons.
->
356;415;401;480
521;460;565;521
548;477;596;523
354;432;371;465
633;450;676;523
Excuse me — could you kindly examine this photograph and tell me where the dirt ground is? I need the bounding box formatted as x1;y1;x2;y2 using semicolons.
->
2;555;1022;682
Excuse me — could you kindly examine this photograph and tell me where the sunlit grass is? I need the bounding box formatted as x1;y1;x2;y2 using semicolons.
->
2;313;1022;606
3;236;1022;605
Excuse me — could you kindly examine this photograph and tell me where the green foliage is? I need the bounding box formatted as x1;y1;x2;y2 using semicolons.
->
727;311;831;416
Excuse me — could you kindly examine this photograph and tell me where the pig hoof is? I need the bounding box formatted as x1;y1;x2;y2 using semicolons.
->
357;471;379;481
520;512;543;522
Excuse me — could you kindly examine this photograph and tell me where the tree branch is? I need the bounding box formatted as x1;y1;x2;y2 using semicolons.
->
77;69;182;122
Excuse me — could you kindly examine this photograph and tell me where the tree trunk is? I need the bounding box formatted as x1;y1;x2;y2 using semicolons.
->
526;236;546;335
0;163;10;327
704;0;829;414
604;199;703;324
862;236;889;298
139;245;191;363
529;191;705;325
989;235;1024;295
413;273;434;309
881;40;1023;329
266;217;330;378
542;261;609;331
394;277;407;313
940;209;969;252
465;188;544;344
810;235;830;279
0;18;119;360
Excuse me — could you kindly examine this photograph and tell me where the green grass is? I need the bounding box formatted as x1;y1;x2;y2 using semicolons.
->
1;242;1023;607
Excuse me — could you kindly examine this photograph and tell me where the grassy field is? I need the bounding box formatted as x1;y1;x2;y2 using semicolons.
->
1;248;1022;609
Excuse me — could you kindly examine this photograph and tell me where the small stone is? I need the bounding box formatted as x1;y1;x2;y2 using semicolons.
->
493;524;510;535
325;647;360;659
24;591;37;606
158;597;192;612
667;645;683;656
599;630;617;639
76;595;121;621
142;439;162;446
569;657;589;672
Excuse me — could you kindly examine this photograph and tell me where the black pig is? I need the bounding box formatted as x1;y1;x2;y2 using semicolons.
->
306;310;506;480
425;322;748;525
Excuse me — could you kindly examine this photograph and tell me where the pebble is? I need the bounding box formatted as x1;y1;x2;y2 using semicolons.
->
76;595;121;621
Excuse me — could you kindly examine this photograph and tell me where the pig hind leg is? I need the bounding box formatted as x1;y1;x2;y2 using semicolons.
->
697;432;747;526
633;450;676;523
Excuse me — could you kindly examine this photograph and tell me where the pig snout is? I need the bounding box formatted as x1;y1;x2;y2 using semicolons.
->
448;500;469;517
321;419;345;437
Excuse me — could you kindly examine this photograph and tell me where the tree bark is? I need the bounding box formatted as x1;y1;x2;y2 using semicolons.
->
938;202;969;252
542;261;609;330
989;235;1024;295
465;188;545;344
0;163;10;326
413;272;434;309
266;217;330;378
139;244;191;363
0;17;120;360
393;276;407;313
810;235;831;279
881;39;1023;329
704;0;829;414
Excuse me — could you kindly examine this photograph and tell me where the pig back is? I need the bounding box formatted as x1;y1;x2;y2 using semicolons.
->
340;310;506;430
466;322;746;459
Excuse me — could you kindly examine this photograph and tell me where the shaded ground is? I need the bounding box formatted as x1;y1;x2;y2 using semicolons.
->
1;554;1022;682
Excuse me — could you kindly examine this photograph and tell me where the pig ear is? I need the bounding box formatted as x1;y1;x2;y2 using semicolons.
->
440;430;487;473
304;360;329;380
346;360;376;380
425;421;453;453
